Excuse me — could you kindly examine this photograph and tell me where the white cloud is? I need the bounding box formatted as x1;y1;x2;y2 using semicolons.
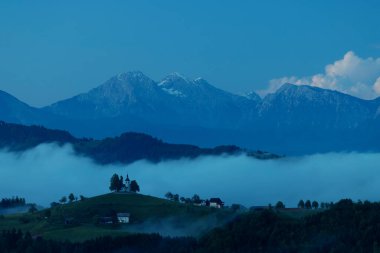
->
374;77;380;94
261;51;380;99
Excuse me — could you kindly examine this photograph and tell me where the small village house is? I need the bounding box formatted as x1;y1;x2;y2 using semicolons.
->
117;213;130;224
209;198;224;208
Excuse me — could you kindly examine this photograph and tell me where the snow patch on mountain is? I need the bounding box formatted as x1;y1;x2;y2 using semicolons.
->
161;87;186;97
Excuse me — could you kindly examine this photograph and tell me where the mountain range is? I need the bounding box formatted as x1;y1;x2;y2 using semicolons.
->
1;71;380;155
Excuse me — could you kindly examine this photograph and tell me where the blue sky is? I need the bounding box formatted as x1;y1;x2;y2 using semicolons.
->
0;1;380;106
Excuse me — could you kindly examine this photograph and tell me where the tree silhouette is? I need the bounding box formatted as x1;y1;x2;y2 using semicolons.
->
130;180;140;192
68;193;75;203
275;201;285;209
298;200;305;209
192;194;201;204
28;204;37;213
119;176;124;190
305;200;312;209
312;201;319;209
165;192;173;200
59;196;67;204
109;174;121;192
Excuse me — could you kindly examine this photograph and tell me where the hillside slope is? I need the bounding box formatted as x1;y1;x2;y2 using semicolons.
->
0;193;235;241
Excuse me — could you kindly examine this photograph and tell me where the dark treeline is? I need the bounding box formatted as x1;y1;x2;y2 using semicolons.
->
0;121;251;165
0;197;26;208
3;199;380;252
199;199;380;253
0;230;196;253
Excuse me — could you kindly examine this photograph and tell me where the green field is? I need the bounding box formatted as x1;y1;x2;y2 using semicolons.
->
0;193;235;241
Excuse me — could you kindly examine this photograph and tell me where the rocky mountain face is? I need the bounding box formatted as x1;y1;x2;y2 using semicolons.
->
1;71;380;155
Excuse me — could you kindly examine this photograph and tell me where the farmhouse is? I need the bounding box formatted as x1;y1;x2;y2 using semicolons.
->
209;198;224;208
117;213;130;224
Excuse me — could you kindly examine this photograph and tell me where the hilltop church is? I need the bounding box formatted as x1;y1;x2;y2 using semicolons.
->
121;174;132;192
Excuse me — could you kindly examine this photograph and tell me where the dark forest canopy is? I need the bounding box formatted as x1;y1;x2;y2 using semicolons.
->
0;121;279;165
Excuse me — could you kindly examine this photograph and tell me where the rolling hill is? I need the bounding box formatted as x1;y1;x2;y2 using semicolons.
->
0;193;235;241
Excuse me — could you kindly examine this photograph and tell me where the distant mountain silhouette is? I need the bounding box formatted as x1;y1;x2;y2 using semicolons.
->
1;71;379;155
0;121;277;164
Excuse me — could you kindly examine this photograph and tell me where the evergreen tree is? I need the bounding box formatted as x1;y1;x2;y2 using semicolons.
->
298;200;305;209
192;194;201;204
68;193;75;203
109;174;121;192
275;201;285;209
119;176;124;191
59;196;67;204
165;192;173;200
305;200;312;209
130;180;140;192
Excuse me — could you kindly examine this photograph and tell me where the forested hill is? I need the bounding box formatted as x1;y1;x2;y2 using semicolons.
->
2;199;380;252
0;121;277;164
0;121;76;150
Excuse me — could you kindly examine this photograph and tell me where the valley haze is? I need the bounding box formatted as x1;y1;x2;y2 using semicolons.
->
0;143;379;208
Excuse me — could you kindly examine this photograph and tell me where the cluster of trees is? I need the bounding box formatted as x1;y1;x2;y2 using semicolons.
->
269;200;333;210
297;199;333;209
109;174;140;193
50;194;86;207
164;192;203;205
0;197;26;208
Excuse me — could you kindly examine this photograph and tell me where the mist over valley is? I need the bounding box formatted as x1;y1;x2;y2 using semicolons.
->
0;143;378;209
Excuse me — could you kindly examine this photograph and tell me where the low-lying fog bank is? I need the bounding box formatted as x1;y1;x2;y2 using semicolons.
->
0;143;379;208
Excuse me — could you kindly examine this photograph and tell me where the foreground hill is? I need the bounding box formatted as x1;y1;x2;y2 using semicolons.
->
0;193;235;241
1;71;380;154
1;199;379;252
0;121;276;164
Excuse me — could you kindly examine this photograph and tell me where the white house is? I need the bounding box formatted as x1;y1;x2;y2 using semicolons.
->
209;198;224;208
117;213;130;224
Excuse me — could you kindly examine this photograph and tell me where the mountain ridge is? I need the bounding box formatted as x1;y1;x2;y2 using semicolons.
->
1;71;380;155
0;121;278;164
